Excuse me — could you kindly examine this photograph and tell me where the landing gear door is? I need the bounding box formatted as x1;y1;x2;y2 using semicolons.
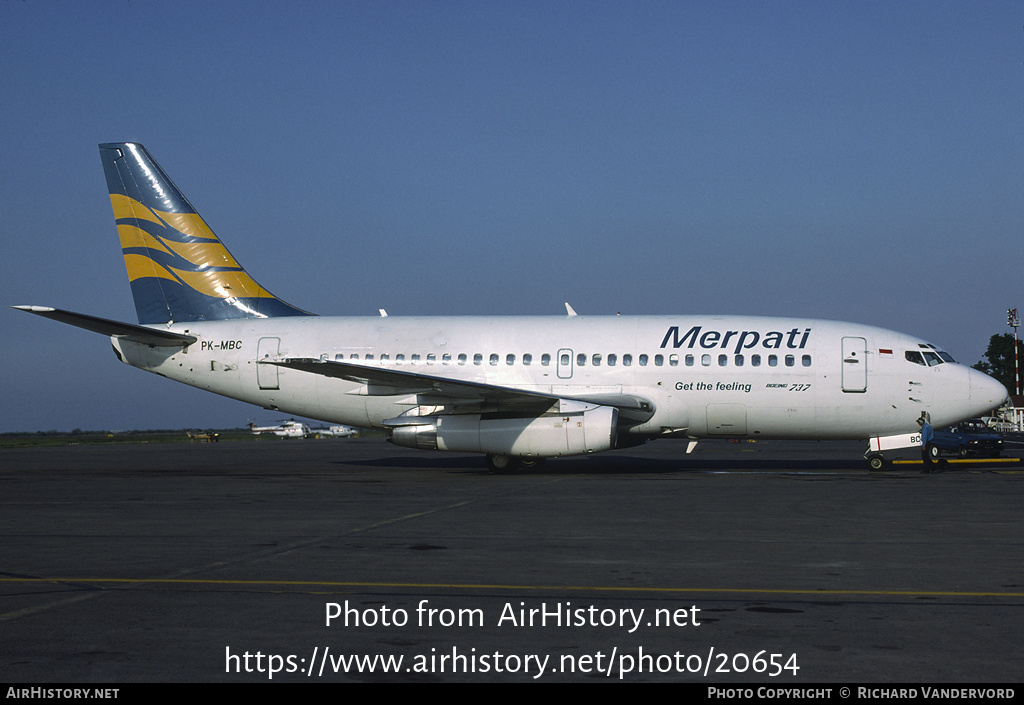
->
841;336;867;393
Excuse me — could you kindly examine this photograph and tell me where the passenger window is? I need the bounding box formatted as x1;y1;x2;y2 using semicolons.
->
335;353;344;361
577;353;586;366
669;354;678;367
490;354;499;366
458;353;467;365
592;354;602;366
768;355;777;367
607;354;617;366
541;354;551;366
365;354;374;361
639;354;648;366
751;354;761;367
785;355;795;367
802;355;811;367
654;355;664;366
735;355;744;367
623;354;632;366
411;354;420;363
506;354;515;365
473;353;483;366
561;353;570;366
380;354;389;362
523;353;532;366
685;354;694;366
718;354;727;366
441;353;450;365
396;354;405;364
702;354;711;367
426;353;435;364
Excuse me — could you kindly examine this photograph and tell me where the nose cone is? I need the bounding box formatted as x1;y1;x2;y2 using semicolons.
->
970;368;1010;413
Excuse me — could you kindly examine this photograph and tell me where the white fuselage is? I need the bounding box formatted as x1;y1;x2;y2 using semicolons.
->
111;314;1004;442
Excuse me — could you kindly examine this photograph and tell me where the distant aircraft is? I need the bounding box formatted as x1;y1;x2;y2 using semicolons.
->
248;420;310;438
14;143;1008;471
315;425;358;438
185;429;220;442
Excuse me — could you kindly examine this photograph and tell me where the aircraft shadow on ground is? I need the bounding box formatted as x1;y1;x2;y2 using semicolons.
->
336;454;886;474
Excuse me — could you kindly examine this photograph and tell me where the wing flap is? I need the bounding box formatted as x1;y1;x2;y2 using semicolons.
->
265;357;557;409
265;357;656;420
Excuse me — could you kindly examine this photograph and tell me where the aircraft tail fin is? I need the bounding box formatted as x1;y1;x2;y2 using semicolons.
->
99;143;313;324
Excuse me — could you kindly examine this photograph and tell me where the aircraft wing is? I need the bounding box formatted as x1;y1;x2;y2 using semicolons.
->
13;306;197;347
266;358;654;419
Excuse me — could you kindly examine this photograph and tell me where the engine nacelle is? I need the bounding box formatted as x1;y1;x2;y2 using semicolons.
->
390;403;618;458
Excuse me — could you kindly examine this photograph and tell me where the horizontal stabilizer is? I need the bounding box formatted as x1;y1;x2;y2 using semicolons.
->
12;306;196;347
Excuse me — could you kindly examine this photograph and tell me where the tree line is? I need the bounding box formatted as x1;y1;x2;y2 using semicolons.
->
973;334;1022;398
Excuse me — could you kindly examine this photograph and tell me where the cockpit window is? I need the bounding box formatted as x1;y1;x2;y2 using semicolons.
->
918;343;955;364
907;346;955;366
905;351;926;366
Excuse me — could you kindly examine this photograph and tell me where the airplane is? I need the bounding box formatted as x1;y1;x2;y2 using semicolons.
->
14;142;1009;472
315;425;359;438
248;419;311;438
185;429;220;442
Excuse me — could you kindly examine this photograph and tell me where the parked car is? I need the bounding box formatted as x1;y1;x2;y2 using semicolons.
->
981;416;1016;433
928;419;1003;459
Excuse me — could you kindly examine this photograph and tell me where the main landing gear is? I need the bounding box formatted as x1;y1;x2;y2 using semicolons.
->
485;454;546;474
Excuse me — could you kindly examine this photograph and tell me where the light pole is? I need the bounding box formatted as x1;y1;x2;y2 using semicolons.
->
1008;308;1020;398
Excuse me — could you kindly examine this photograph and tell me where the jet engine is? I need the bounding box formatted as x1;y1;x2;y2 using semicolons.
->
389;403;618;458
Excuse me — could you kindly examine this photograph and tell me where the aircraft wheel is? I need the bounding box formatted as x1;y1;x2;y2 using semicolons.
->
958;446;968;459
486;454;518;474
518;457;546;470
927;444;941;460
866;453;886;471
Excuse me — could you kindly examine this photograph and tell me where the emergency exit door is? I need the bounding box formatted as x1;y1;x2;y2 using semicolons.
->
557;348;573;379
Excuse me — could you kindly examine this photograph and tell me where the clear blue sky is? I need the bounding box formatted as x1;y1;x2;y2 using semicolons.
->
2;1;1022;432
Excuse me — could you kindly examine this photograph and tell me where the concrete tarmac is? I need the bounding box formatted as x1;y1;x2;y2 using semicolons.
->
1;437;1022;683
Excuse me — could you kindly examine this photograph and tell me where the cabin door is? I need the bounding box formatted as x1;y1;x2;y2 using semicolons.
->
841;336;867;393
